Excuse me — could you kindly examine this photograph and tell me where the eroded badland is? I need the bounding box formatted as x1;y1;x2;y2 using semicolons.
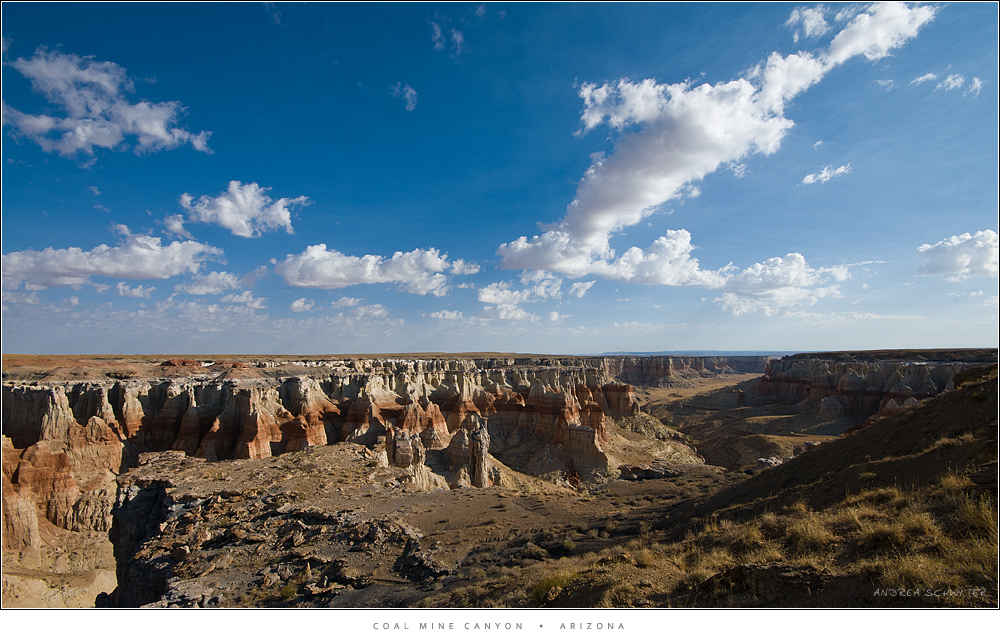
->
2;350;997;608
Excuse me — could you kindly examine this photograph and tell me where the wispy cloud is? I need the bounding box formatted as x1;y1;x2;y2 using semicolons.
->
786;6;830;42
263;2;282;25
935;73;965;92
450;28;465;55
429;20;446;51
389;82;418;111
174;269;264;295
428;16;466;56
331;297;362;308
429;309;464;320
965;77;983;98
910;72;937;85
116;281;155;299
221;290;267;309
802;163;851;184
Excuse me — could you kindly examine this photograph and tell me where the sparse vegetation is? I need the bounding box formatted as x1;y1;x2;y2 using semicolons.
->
532;571;577;604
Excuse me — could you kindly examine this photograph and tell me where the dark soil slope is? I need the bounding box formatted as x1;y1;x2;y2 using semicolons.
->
667;364;997;525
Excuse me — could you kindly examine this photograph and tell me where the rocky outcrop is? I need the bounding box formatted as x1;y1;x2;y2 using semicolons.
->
2;358;651;551
747;358;975;424
1;353;764;567
106;447;454;608
618;462;683;481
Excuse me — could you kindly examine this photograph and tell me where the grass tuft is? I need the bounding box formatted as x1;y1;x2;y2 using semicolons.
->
532;572;577;604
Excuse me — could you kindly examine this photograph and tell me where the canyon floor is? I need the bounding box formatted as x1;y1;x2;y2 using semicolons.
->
2;353;997;608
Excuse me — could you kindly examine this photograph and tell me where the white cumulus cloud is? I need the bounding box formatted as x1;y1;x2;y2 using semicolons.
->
275;245;456;296
825;2;936;65
569;281;596;298
450;259;480;275
179;181;310;238
290;298;315;312
910;72;937;85
161;213;194;239
475;275;570;322
3;49;211;156
2;226;222;289
917;230;999;281
497;3;935;288
714;253;848;316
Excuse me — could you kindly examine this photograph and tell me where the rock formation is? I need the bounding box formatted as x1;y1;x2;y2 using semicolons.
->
6;355;717;558
746;357;973;423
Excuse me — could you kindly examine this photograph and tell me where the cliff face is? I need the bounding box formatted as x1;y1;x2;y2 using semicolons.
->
746;358;972;422
1;354;768;558
4;356;704;550
595;356;769;387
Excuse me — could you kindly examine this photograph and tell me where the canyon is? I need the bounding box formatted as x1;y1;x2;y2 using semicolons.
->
1;350;995;608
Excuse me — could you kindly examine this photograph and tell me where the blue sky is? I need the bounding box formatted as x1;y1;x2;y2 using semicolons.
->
2;2;997;355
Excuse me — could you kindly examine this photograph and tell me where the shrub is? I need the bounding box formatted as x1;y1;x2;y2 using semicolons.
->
280;584;296;601
633;547;656;568
532;572;576;604
466;567;487;580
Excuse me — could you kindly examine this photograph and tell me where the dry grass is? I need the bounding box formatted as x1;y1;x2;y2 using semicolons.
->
633;547;656;569
956;496;998;540
532;571;577;604
619;472;994;605
786;513;837;553
418;469;996;609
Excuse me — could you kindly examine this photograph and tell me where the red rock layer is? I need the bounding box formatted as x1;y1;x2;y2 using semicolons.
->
1;359;647;550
